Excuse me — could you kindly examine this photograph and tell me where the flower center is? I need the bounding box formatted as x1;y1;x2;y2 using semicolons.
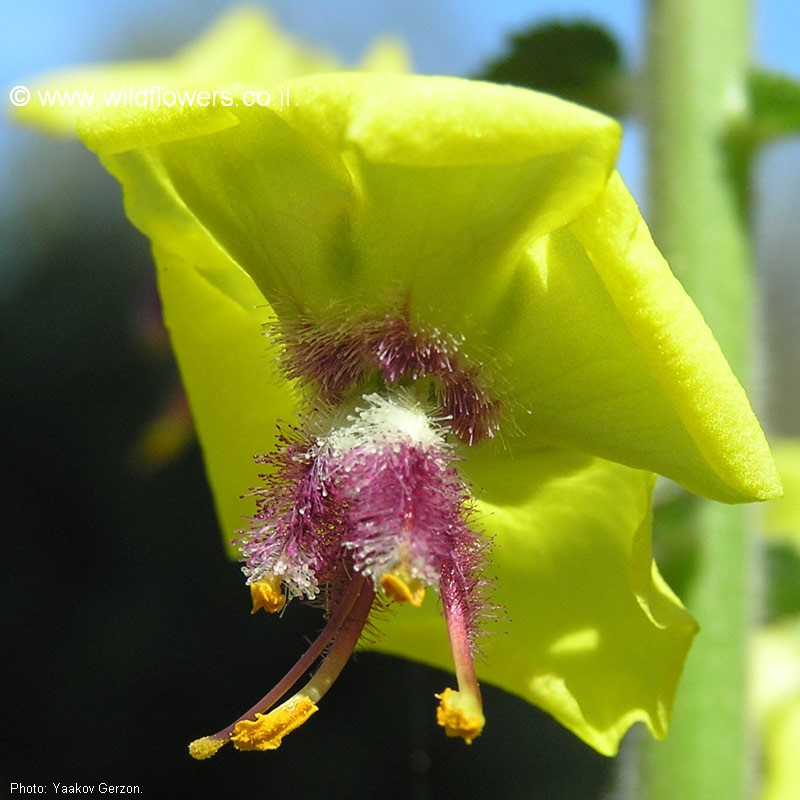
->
189;392;492;757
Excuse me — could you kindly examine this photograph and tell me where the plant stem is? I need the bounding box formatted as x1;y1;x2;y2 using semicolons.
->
642;0;757;798
646;0;752;359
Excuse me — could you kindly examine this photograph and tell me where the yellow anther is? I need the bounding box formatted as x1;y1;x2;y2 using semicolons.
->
249;576;285;614
380;570;426;607
435;687;485;744
231;696;318;751
188;736;227;760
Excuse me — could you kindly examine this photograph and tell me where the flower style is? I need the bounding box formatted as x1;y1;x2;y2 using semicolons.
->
15;10;781;759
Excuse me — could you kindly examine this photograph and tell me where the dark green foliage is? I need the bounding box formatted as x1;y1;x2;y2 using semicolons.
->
479;21;627;116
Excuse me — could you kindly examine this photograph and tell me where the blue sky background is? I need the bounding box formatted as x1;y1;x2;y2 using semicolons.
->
2;0;799;81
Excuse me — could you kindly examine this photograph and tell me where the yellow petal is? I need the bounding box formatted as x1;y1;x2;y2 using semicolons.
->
156;241;295;551
570;172;781;501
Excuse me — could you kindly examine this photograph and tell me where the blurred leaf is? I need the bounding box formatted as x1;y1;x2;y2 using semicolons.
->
764;543;800;622
764;440;800;552
761;440;800;622
749;70;800;142
652;489;699;598
478;21;628;117
722;71;800;216
753;618;800;800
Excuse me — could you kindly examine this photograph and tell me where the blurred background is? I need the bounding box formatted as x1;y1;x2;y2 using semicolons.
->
2;2;798;797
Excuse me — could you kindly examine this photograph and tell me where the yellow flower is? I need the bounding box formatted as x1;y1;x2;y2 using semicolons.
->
14;8;780;758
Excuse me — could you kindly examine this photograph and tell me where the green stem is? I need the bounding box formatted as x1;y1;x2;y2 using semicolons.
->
646;0;752;360
642;1;757;798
